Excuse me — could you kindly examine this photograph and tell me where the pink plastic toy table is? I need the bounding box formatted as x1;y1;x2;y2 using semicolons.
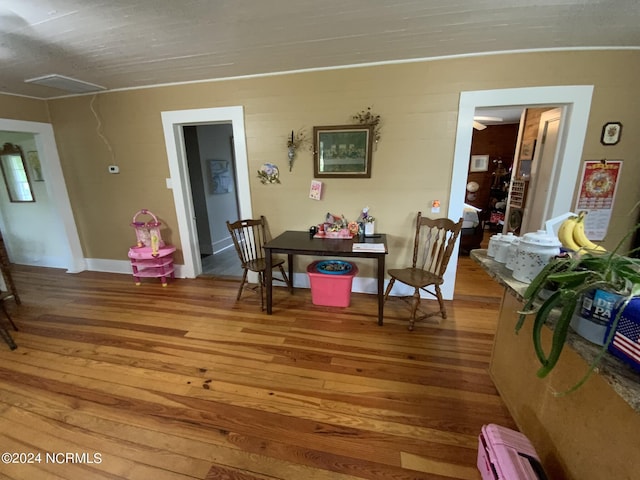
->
128;245;176;286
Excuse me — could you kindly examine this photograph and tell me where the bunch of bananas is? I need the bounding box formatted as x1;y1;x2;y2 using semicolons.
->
557;212;606;252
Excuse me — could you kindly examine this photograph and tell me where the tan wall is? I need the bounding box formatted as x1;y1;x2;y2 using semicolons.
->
4;50;640;272
0;95;50;123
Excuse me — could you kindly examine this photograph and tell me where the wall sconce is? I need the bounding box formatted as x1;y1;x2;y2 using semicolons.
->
286;129;306;172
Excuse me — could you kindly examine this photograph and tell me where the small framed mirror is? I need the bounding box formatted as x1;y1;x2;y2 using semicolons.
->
0;143;35;202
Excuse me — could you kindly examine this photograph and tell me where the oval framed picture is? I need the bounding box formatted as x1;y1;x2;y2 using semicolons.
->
600;122;622;145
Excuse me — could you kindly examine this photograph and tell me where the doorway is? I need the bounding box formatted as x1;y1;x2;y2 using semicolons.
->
161;106;252;279
183;123;242;277
0;119;85;274
445;85;594;299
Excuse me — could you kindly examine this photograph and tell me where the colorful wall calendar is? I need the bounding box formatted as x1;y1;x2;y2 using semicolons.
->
575;160;622;241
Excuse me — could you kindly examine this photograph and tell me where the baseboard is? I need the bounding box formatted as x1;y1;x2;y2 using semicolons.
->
10;255;80;271
78;260;453;300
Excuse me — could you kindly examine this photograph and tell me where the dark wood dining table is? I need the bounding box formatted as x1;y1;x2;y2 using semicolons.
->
263;231;389;325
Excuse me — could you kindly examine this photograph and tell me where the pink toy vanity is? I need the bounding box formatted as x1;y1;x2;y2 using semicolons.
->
128;209;175;286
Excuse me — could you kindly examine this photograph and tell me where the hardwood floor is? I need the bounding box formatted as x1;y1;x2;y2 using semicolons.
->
0;253;512;480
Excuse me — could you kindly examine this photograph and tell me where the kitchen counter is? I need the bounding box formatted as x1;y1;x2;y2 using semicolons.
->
471;249;640;480
471;249;640;412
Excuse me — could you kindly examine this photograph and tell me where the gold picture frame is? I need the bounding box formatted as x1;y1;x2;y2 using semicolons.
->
313;124;374;178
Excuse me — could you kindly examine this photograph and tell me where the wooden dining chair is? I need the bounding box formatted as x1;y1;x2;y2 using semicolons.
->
384;212;463;330
226;216;292;310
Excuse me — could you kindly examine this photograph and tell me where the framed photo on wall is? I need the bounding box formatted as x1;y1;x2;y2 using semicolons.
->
209;159;233;194
600;122;622;145
469;154;489;172
313;124;374;178
520;140;536;161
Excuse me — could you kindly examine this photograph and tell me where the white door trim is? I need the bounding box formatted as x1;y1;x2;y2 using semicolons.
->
446;85;594;298
0;118;86;273
161;106;252;278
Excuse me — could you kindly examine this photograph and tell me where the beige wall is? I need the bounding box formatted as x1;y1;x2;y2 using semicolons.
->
0;95;50;123
2;50;639;274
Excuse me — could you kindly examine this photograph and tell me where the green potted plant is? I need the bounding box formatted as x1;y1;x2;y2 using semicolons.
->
516;224;640;393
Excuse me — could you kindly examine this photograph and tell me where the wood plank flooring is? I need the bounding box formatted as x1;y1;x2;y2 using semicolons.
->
0;253;513;480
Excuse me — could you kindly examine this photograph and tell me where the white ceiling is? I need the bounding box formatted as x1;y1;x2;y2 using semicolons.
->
1;0;639;99
475;106;525;125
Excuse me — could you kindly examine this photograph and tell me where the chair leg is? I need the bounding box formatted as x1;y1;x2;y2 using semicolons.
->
435;285;447;319
0;302;17;350
1;302;18;331
0;326;17;350
384;278;395;302
237;269;248;300
278;265;292;293
409;288;420;331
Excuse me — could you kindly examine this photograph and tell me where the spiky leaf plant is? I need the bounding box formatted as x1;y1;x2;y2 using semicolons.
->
516;224;640;394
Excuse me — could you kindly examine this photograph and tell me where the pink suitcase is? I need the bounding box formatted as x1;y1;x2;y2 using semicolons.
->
477;424;548;480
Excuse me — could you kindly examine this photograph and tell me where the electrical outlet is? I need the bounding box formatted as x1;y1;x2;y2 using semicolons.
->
108;165;119;174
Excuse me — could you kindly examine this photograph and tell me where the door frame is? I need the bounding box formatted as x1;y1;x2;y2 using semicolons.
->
161;106;252;278
521;107;565;233
0;118;86;273
445;85;593;297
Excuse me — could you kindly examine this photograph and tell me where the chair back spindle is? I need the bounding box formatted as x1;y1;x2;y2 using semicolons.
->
415;213;462;277
228;217;267;267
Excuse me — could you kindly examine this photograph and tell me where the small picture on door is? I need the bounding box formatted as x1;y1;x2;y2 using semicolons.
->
209;160;233;194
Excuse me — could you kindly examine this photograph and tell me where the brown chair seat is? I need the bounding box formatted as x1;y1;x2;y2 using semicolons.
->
386;267;443;289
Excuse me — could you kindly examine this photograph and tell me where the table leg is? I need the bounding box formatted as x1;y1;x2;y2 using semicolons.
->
266;250;273;314
377;254;385;326
288;253;294;293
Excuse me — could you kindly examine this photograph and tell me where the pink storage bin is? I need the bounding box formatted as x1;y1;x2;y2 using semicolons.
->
307;261;358;307
477;424;547;480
